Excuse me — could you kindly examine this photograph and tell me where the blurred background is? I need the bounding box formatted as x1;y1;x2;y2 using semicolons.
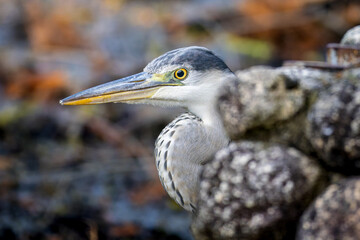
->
0;0;359;239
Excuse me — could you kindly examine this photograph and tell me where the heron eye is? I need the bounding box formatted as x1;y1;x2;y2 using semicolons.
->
174;68;187;80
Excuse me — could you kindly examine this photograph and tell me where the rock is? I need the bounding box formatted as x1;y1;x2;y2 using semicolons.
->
297;177;360;240
306;80;360;174
218;66;306;139
218;63;360;174
192;142;322;240
218;66;334;141
195;25;360;240
217;65;337;159
327;25;360;67
340;25;360;45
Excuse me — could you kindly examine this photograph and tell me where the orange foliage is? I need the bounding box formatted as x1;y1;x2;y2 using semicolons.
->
239;0;325;15
344;4;360;24
6;69;67;102
24;1;86;50
229;0;354;60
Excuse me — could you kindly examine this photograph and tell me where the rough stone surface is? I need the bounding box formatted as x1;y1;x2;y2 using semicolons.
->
192;142;322;240
340;25;360;45
218;66;334;141
297;177;360;240
306;80;360;174
218;66;305;138
198;25;360;240
218;64;360;174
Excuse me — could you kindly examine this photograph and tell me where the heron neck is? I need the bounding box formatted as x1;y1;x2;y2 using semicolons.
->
188;103;228;139
187;72;235;139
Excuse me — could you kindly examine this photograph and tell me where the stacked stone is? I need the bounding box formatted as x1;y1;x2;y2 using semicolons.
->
192;26;360;240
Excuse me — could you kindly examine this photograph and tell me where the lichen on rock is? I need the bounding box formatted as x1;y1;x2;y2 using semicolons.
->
192;142;322;240
297;177;360;240
306;79;360;174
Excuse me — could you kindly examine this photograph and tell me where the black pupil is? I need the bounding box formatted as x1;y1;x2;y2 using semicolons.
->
177;70;184;78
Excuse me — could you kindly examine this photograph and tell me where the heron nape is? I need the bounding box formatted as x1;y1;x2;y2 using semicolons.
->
60;46;237;212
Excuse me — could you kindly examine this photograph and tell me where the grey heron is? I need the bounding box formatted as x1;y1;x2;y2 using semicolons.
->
60;46;236;212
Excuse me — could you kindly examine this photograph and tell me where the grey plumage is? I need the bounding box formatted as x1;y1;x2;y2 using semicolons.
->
155;112;228;212
145;46;231;73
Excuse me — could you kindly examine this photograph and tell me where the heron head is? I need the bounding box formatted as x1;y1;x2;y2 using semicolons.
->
60;46;235;109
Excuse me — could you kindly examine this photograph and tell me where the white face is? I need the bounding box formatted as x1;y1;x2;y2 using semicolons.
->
149;68;234;108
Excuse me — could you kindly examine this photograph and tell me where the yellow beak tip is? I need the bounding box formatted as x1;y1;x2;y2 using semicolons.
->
59;99;95;105
59;99;78;105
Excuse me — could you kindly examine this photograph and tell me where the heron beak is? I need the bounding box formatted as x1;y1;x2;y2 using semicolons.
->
60;72;182;105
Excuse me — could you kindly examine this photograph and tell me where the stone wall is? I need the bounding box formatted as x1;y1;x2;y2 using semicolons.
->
192;26;360;240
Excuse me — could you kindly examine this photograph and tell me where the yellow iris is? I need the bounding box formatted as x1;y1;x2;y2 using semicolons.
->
174;68;188;80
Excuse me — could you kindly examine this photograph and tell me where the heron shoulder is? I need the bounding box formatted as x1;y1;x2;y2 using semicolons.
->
154;112;229;211
155;112;227;166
